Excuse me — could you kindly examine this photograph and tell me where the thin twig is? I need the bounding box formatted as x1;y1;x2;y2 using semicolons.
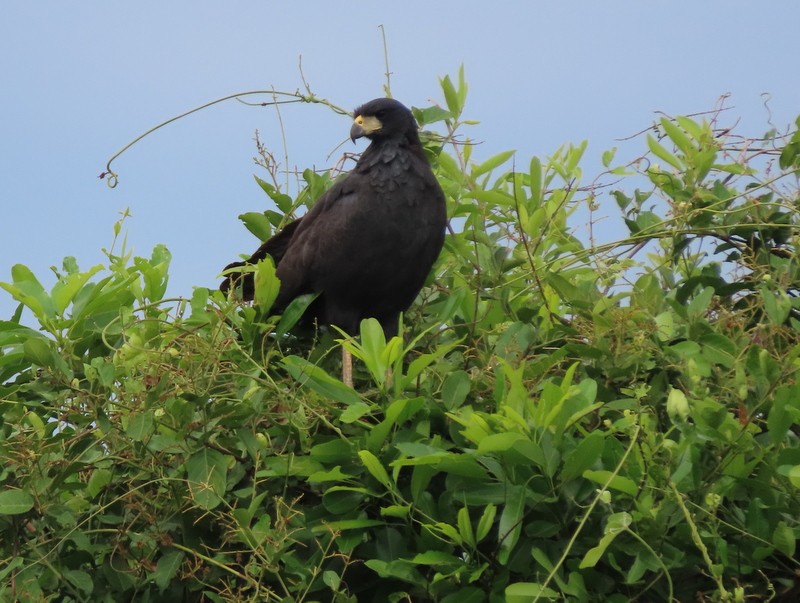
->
379;25;392;97
102;90;349;187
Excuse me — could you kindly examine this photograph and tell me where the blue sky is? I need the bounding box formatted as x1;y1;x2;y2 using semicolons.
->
1;1;798;320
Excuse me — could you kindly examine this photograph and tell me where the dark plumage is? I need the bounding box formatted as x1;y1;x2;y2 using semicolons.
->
220;98;447;339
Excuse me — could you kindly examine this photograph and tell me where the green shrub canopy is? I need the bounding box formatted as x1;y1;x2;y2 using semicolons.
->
2;71;800;602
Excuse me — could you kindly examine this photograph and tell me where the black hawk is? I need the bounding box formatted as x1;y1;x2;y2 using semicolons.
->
220;98;447;384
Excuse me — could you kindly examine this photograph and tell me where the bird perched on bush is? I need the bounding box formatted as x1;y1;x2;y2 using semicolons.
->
221;97;447;384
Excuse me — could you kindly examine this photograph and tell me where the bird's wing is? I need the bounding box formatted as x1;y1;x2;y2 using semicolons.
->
219;172;357;301
272;176;362;305
219;217;303;297
244;217;303;265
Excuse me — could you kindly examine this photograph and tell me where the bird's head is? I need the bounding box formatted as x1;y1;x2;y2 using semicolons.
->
350;98;417;143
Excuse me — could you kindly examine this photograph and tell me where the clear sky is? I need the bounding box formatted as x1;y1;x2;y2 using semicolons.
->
1;1;798;320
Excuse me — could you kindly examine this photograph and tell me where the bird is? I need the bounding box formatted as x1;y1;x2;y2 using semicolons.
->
220;97;447;385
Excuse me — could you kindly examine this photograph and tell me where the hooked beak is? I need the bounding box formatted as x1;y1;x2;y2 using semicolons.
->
350;114;382;142
350;122;366;143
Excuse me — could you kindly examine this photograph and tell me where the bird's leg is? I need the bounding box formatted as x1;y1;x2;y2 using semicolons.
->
342;347;353;388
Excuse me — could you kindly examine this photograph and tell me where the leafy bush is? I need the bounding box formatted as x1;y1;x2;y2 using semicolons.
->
2;72;799;602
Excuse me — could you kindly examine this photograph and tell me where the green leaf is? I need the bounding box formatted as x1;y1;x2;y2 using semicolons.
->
410;550;461;566
153;550;184;591
669;340;701;359
478;432;526;453
414;105;453;126
254;175;294;212
528;156;543;205
253;257;280;311
317;518;385;532
779;137;800;170
380;504;410;518
126;410;154;441
612;189;632;210
0;489;35;515
467;188;514;208
238;210;273;241
437;148;464;181
343;317;395;385
442;370;471;410
579;513;632;569
654;311;675;341
456;64;468;112
0;264;56;321
283;355;362;405
601;147;617;168
472;150;515;179
583;470;638;496
359;316;386;355
787;465;800;489
322;570;340;590
23;336;55;367
431;521;463;544
561;431;605;482
307;466;352;484
660;117;695;156
440;74;460;116
506;582;560;602
675;115;703;138
186;449;228;510
138;245;171;301
476;503;497;543
309;439;353;464
457;505;476;548
647;135;683;170
700;332;737;368
772;521;796;558
687;286;714;318
606;511;632;532
340;402;373;423
64;570;93;596
51;264;103;314
760;285;791;324
0;557;24;584
365;558;424;585
498;485;526;564
404;341;459;385
322;486;367;514
624;211;659;236
358;450;393;490
276;292;318;336
87;469;113;498
666;388;690;422
768;385;794;444
580;530;619;569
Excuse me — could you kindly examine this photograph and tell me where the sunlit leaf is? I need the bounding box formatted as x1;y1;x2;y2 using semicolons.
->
472;150;515;179
583;470;638;496
239;210;273;241
253;257;280;311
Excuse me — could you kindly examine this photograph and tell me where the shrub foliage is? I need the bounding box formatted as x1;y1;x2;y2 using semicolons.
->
2;74;800;602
